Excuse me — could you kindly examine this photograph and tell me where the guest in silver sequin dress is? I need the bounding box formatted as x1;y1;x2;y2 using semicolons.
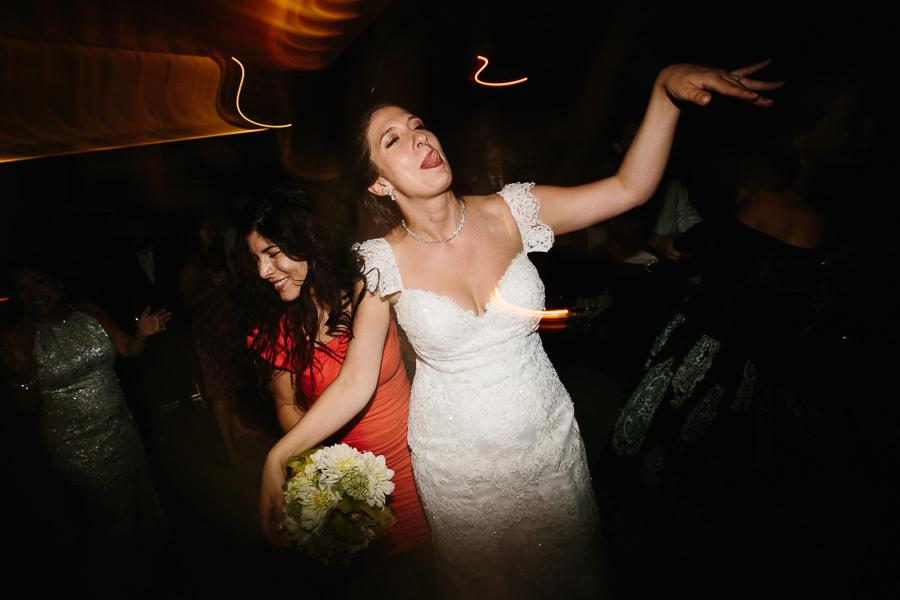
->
1;262;170;550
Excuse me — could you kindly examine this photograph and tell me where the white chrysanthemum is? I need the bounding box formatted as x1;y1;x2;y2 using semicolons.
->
284;477;312;501
312;443;365;485
296;483;340;536
282;444;396;564
360;451;395;507
283;463;319;497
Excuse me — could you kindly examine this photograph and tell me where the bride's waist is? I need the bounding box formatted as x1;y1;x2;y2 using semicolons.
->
413;336;541;378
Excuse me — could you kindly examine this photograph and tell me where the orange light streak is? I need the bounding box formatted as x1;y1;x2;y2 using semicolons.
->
474;55;528;87
231;57;292;129
288;0;359;32
490;288;569;320
0;41;266;163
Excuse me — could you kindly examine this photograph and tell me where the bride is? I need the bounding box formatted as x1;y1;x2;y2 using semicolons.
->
260;61;780;598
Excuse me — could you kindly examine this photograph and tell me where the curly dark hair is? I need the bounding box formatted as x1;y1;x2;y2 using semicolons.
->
237;183;366;410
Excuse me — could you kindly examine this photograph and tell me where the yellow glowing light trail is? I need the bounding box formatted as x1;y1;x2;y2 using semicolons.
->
231;57;292;129
0;129;264;165
489;288;569;320
474;55;528;87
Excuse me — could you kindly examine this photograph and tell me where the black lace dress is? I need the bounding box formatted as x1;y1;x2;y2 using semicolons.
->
611;219;825;517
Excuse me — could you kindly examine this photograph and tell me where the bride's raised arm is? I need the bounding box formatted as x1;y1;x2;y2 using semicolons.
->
536;60;783;236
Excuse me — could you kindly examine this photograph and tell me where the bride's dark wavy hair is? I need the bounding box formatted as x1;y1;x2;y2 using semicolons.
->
352;103;406;239
237;183;365;410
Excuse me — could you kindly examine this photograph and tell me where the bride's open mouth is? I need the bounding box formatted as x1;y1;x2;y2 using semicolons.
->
421;150;442;169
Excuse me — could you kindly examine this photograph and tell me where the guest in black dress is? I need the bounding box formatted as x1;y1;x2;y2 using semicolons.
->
602;65;880;598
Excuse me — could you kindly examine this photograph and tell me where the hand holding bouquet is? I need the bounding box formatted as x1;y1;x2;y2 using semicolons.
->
282;443;396;565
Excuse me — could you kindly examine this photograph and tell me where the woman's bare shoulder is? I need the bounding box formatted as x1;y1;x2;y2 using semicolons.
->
1;319;34;365
738;191;824;248
463;191;508;219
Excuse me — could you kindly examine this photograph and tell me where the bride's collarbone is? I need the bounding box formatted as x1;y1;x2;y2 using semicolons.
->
396;245;521;314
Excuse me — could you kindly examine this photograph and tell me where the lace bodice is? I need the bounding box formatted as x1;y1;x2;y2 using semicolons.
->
359;182;552;295
356;182;554;372
355;183;602;598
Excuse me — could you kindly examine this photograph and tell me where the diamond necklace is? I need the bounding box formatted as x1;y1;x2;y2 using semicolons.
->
401;195;466;245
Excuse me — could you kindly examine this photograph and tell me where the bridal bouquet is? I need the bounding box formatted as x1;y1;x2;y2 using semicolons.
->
282;443;396;565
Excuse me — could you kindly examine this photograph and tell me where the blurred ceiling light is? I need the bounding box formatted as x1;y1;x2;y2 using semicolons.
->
0;1;389;162
474;55;528;87
231;0;390;69
232;57;292;129
0;40;266;163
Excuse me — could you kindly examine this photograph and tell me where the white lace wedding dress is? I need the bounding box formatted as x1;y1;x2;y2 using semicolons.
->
356;183;603;598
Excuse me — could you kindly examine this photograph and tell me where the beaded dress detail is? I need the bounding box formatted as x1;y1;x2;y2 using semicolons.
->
33;310;163;541
356;183;601;598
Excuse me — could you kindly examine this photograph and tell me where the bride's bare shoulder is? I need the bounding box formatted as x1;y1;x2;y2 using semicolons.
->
463;192;508;216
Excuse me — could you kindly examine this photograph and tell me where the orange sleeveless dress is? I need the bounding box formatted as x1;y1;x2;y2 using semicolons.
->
263;319;431;557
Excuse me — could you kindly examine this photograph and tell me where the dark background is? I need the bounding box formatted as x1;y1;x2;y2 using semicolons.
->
1;1;896;596
1;0;891;280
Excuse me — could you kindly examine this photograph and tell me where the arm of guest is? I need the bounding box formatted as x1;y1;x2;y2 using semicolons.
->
535;61;783;236
79;302;171;358
1;327;42;411
258;286;393;546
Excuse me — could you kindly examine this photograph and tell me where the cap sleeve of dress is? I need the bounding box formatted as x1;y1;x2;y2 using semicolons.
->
353;238;403;297
498;182;554;253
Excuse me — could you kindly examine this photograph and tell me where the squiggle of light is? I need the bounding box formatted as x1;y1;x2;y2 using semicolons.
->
490;288;569;320
474;55;528;87
231;57;292;129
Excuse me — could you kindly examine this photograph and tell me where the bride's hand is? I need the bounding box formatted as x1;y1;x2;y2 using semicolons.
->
259;454;290;547
658;59;784;107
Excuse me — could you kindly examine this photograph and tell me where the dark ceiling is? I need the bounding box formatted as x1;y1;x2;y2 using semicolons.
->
0;0;890;261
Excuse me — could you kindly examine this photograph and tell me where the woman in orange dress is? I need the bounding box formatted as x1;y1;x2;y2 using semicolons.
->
240;183;431;568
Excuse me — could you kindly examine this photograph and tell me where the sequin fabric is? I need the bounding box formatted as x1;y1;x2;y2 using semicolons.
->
355;183;603;599
33;310;162;539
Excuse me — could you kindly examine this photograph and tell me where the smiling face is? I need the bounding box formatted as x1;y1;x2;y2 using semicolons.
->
246;232;308;302
12;267;64;322
365;105;453;199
